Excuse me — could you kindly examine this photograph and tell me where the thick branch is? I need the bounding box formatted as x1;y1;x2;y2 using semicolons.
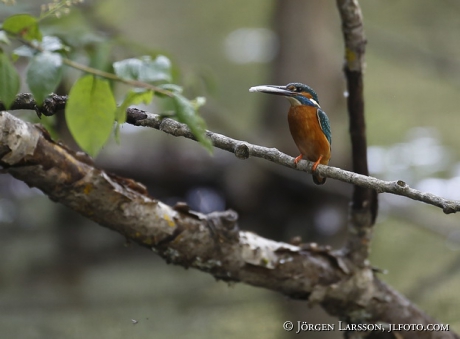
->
0;111;457;338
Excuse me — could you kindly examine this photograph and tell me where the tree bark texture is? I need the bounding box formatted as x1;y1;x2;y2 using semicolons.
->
0;111;457;339
336;0;379;268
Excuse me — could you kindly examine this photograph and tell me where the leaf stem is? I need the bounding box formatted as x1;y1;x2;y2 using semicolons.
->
61;58;173;97
12;34;174;97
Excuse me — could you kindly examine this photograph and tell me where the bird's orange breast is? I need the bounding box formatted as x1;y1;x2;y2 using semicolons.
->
288;106;331;165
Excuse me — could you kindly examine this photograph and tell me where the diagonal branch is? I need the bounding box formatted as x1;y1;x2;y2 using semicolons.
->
0;110;457;339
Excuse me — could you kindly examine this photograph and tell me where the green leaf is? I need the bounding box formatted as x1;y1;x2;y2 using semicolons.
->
2;14;42;41
0;51;20;109
13;36;66;62
26;51;63;105
172;93;212;154
113;55;172;84
66;75;116;157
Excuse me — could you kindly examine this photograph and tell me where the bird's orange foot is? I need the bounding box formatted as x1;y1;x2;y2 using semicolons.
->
294;154;303;165
312;155;324;172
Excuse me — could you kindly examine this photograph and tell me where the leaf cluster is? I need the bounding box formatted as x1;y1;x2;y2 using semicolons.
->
0;4;212;156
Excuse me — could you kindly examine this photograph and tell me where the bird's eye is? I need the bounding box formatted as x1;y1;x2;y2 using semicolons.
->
296;87;302;92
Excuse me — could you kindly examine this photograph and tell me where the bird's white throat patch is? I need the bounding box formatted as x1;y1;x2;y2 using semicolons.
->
287;97;302;106
287;97;320;108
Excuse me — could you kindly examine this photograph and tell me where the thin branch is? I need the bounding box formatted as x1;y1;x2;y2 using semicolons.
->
10;35;173;97
2;94;460;214
0;110;457;339
61;58;173;97
126;108;460;214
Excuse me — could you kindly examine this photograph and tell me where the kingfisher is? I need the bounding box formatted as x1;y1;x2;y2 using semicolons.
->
249;82;331;185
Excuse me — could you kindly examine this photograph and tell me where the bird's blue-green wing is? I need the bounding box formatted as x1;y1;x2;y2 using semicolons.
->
317;108;331;147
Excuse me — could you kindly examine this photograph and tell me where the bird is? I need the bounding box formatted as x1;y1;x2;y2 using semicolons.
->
249;82;331;185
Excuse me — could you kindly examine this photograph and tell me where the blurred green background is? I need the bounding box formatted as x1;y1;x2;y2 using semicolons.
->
1;0;460;338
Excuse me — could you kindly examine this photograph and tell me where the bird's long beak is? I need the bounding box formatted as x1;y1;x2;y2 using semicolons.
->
249;85;294;97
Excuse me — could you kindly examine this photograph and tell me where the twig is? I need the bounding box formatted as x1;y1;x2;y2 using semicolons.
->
126;108;460;214
61;58;173;97
10;37;173;97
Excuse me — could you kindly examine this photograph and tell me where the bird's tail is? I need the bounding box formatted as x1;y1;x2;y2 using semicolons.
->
312;174;326;185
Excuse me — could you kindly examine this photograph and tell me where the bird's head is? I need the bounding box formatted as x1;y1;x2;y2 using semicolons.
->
249;82;320;108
